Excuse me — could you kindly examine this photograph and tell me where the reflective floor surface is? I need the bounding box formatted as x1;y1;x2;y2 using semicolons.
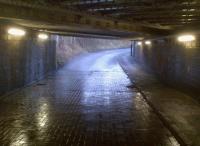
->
0;49;180;146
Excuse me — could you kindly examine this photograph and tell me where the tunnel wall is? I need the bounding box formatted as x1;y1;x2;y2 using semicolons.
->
0;28;56;96
54;36;130;67
0;25;129;96
134;34;200;99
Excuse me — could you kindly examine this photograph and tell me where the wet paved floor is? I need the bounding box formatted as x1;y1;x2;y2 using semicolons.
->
0;49;180;146
120;53;200;146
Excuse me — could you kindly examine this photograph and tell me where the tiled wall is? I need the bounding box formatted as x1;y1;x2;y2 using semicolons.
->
0;27;56;95
134;34;200;99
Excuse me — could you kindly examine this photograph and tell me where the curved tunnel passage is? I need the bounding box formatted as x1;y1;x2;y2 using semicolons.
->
0;49;180;146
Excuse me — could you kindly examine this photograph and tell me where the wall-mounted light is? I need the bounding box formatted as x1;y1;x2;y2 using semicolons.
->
38;33;49;40
137;41;142;46
8;28;26;36
177;35;195;42
145;41;151;45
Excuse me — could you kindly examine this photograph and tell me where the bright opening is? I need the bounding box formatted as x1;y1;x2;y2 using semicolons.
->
145;41;151;45
38;33;49;40
178;35;195;42
8;28;26;36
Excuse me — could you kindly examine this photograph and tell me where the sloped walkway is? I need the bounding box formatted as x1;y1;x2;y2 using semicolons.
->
0;49;180;146
119;55;200;146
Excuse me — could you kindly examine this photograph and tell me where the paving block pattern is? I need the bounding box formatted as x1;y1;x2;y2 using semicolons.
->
0;50;180;146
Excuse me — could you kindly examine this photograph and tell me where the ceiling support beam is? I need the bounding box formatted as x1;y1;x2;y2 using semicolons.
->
0;0;170;37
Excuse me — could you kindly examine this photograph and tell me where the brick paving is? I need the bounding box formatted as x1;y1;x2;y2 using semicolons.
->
119;53;200;146
0;50;180;146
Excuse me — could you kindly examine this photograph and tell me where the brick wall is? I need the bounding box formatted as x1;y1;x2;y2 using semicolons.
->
134;34;200;99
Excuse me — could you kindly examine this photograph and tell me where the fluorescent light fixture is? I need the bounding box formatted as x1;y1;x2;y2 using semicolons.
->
178;35;195;42
137;42;142;46
8;28;26;36
38;33;49;40
145;41;151;45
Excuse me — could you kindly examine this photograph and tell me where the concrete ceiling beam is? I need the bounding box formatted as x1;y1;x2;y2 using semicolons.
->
0;0;171;38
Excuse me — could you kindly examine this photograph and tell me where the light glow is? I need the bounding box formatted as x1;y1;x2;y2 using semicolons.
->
38;33;49;40
137;42;142;46
178;35;195;42
8;28;26;36
145;41;151;45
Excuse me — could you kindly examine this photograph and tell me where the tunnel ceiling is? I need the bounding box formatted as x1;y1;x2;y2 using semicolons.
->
1;0;199;38
26;0;199;29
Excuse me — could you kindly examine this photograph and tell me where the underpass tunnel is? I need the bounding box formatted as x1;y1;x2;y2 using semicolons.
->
0;23;131;95
0;1;200;146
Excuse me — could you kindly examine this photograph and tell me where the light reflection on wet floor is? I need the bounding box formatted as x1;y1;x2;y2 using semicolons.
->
0;49;180;146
